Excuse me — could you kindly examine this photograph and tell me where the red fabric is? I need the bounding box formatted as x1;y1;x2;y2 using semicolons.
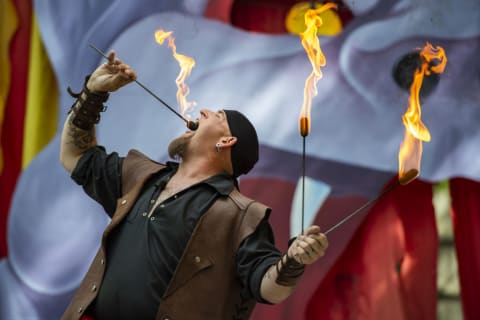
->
230;0;354;34
246;179;376;319
231;0;293;34
304;179;437;320
0;0;32;257
391;179;438;320
204;0;234;23
241;177;438;319
449;178;480;320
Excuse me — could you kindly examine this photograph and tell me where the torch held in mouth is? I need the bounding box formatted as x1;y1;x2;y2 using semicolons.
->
89;44;198;131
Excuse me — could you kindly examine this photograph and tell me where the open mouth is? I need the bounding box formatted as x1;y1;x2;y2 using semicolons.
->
186;120;199;131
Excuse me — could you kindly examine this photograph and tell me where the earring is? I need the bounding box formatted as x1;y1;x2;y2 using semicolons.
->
216;143;222;153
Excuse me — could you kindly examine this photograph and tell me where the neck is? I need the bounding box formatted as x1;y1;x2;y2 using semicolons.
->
175;153;226;182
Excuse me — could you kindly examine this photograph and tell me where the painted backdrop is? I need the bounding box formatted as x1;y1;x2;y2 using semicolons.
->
1;0;479;319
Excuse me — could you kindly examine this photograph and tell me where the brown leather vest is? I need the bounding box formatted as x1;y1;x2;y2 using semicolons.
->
62;150;270;320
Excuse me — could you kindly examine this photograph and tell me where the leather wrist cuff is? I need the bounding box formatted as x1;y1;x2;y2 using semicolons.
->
275;253;305;286
67;76;109;130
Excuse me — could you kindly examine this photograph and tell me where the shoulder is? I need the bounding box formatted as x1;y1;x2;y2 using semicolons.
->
121;149;167;194
225;189;272;249
124;149;162;164
123;149;165;170
228;188;270;215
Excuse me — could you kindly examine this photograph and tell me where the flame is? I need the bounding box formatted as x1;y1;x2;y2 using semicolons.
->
155;29;196;117
298;2;337;136
286;1;342;36
398;42;447;179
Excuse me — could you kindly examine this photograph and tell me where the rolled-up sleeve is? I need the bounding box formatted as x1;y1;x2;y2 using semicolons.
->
236;218;282;303
71;146;123;217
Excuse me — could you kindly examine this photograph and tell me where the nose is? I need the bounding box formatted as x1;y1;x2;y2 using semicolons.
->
200;109;209;119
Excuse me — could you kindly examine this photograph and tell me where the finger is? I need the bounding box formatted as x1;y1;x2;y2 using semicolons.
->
297;248;315;264
291;235;314;256
119;64;131;72
304;225;321;236
290;239;305;257
296;239;314;257
104;60;121;71
107;50;116;64
105;58;122;69
119;69;134;81
116;75;132;85
310;233;328;249
301;235;327;258
124;69;137;79
103;62;117;71
303;236;326;256
302;238;320;256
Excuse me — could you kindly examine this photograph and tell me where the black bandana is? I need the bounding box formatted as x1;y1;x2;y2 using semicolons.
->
224;109;259;177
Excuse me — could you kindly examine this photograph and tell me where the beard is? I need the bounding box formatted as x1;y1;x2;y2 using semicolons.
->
168;135;191;160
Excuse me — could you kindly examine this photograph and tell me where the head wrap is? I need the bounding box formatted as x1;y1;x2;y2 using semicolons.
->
224;110;259;177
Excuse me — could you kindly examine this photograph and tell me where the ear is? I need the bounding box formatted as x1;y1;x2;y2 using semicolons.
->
218;136;237;148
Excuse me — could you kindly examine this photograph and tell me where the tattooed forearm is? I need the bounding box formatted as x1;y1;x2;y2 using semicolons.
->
260;263;296;304
67;116;96;150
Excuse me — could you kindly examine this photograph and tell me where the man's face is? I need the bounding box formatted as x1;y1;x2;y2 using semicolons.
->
168;109;231;160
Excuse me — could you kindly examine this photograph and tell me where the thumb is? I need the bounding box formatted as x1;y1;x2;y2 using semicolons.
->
304;225;321;236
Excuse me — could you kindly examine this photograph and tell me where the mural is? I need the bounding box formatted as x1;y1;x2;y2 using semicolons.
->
1;0;479;319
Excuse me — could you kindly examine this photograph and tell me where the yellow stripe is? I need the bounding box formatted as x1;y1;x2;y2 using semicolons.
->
22;13;58;168
0;0;19;174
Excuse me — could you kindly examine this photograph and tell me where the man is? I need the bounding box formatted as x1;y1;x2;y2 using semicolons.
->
60;50;328;320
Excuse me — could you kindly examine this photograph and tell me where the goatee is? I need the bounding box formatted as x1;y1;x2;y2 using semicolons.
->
168;135;191;160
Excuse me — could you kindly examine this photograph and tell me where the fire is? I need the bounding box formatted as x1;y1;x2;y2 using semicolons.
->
298;2;337;137
398;42;447;180
154;29;196;117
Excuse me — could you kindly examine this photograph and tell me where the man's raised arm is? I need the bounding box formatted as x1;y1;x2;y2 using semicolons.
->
59;50;136;173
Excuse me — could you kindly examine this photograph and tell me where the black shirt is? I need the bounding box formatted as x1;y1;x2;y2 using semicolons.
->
71;147;281;320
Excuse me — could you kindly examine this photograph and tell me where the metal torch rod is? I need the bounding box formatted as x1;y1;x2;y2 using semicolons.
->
324;168;419;235
301;135;306;235
299;116;310;235
89;44;197;130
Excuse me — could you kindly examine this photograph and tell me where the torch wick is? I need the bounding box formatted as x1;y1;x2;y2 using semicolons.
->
88;44;195;130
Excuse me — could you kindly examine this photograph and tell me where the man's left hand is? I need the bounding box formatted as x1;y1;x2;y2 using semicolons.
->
287;225;328;265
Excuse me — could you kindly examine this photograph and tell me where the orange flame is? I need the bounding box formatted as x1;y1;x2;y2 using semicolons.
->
155;29;196;117
298;2;337;137
398;42;447;180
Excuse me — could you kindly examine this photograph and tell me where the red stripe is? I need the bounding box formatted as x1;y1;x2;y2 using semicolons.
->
450;178;480;320
0;0;32;257
305;179;437;320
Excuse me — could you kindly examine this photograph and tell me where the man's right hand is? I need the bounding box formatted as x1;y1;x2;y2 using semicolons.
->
87;50;137;93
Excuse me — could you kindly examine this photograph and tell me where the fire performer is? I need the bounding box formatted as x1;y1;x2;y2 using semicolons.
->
59;50;328;320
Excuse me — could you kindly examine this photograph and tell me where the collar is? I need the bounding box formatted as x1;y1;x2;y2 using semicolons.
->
164;162;236;196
